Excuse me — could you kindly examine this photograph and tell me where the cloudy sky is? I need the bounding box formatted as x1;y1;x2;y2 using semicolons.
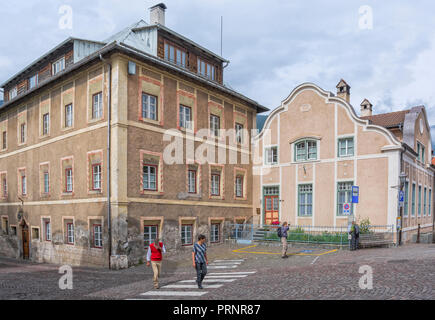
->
1;1;435;127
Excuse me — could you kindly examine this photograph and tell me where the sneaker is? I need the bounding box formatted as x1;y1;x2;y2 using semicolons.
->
282;255;288;259
198;283;203;289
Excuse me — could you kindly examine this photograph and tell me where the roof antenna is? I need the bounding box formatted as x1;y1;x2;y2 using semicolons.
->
220;16;223;57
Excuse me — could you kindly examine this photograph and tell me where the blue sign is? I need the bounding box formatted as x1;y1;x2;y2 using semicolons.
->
399;191;404;202
352;186;359;203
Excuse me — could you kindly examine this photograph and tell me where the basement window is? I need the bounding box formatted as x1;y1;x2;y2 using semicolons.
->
32;228;40;241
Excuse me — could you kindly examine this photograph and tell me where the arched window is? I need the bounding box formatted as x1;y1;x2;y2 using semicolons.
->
295;139;318;162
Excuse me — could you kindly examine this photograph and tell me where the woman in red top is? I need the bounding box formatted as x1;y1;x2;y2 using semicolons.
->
146;238;166;289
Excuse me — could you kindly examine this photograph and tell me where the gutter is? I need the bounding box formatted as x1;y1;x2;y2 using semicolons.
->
99;53;112;269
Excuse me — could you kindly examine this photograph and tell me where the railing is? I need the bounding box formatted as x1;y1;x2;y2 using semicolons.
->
227;224;395;246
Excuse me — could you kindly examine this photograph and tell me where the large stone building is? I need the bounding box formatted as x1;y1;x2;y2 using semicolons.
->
0;4;267;268
253;80;434;242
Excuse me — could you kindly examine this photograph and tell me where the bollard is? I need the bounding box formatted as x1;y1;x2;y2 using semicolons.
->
417;224;421;243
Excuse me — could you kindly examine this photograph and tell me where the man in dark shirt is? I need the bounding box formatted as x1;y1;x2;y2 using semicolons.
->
192;234;208;289
281;222;290;258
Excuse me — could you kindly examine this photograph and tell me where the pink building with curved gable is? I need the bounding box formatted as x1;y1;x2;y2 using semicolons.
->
252;80;434;242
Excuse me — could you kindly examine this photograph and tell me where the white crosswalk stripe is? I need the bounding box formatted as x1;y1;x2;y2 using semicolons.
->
179;279;237;283
163;284;223;289
208;271;256;275
214;259;245;263
128;260;256;300
141;291;208;297
207;265;238;269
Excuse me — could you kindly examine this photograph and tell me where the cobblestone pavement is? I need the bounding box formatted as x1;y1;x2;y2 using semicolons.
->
0;243;434;300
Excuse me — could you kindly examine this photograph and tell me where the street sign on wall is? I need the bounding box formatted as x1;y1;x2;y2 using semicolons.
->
343;203;351;215
352;186;359;203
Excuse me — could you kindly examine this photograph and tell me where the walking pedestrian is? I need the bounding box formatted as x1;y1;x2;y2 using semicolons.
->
354;222;360;250
192;234;208;289
279;222;290;258
349;221;358;251
146;238;166;289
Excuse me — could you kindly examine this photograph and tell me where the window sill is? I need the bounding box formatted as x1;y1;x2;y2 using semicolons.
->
139;117;161;126
292;159;320;164
141;190;164;196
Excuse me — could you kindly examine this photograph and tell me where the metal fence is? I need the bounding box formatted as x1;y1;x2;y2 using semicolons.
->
227;224;395;246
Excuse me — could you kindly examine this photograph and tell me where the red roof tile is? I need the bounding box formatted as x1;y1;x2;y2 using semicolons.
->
360;110;410;128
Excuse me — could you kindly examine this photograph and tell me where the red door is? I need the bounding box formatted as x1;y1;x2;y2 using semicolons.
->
22;224;29;259
264;195;279;225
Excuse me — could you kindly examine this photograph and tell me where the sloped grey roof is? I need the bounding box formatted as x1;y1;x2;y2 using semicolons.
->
103;20;149;43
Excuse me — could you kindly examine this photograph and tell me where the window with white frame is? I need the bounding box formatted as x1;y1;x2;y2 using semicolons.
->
93;224;103;248
197;58;216;81
20;123;26;144
179;105;192;129
417;142;425;164
29;74;38;89
142;93;157;121
2;131;6;150
181;224;193;246
404;181;409;217
295;140;317;161
210;114;220;137
429;189;432;217
21;175;27;196
144;225;158;248
65;168;73;193
423;187;427;216
92;164;102;191
143;165;157;191
9;87;17;100
235;176;243;198
164;42;186;68
52;57;65;75
338;137;354;157
235;123;244;144
411;183;416;216
44;220;51;241
337;182;353;216
42;113;50;135
43;171;49;194
92;92;103;119
66;222;74;244
65;104;73;127
2;176;7;197
298;184;313;216
211;173;220;196
188;169;197;194
418;185;422;216
210;223;220;243
265;147;278;165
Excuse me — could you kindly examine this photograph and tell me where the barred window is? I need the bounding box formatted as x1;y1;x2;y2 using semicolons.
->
337;182;353;216
298;184;313;216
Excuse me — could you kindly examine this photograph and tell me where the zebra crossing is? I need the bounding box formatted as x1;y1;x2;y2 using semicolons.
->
128;258;255;300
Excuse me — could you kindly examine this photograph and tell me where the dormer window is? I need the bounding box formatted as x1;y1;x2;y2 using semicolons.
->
164;42;186;68
52;57;65;75
29;74;39;89
9;87;17;100
197;58;216;81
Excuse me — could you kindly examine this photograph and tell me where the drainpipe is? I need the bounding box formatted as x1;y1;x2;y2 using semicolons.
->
398;148;404;246
99;54;112;269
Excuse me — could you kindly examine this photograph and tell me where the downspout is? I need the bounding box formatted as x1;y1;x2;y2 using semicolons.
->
100;54;112;269
399;147;404;246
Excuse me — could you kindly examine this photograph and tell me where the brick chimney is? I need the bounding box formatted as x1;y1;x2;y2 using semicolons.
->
360;99;373;117
336;79;351;103
149;3;167;26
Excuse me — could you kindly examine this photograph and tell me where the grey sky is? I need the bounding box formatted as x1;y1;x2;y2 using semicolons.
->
1;0;435;129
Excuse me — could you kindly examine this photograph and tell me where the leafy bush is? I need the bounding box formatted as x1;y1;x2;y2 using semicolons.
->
359;218;372;234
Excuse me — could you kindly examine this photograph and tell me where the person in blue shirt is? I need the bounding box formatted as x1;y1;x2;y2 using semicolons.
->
192;234;208;289
280;222;290;258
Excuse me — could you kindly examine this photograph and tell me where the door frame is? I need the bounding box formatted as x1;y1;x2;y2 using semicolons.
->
263;186;280;226
20;219;30;260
